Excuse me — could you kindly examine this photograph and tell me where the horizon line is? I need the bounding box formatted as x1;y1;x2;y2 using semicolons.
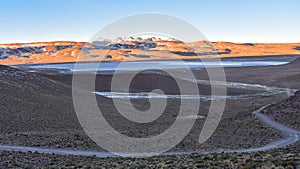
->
1;39;300;45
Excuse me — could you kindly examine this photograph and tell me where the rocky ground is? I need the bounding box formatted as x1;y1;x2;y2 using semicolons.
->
0;143;299;168
262;91;300;131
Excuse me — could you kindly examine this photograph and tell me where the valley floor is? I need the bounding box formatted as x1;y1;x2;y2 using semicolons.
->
0;56;300;168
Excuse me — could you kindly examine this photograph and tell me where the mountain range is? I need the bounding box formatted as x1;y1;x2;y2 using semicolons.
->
0;38;300;65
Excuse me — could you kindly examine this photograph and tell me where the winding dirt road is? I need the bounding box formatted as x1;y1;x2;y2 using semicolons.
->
0;81;299;157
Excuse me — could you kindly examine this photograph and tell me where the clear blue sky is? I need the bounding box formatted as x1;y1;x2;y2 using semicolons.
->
0;0;299;43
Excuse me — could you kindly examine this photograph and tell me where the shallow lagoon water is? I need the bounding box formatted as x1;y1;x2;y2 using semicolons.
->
16;60;289;72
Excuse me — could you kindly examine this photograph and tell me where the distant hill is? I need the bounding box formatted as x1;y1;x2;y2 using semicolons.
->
0;38;300;65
